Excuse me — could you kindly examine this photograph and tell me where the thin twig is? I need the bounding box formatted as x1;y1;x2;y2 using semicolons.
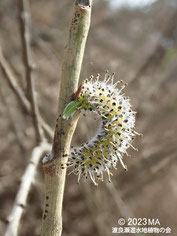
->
0;47;30;113
4;142;51;236
0;47;53;139
18;0;44;142
105;181;139;236
18;0;32;96
105;181;134;218
40;118;53;139
0;86;26;155
40;1;92;235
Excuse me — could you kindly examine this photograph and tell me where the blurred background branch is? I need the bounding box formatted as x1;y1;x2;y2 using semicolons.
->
0;48;53;139
4;142;51;236
18;0;44;143
0;47;30;113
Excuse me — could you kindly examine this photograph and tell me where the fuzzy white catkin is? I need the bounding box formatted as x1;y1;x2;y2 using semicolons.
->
63;73;140;185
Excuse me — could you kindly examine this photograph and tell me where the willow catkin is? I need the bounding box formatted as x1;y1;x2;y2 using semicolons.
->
63;72;140;185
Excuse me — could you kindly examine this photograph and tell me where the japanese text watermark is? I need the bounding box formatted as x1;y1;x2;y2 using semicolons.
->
112;218;172;234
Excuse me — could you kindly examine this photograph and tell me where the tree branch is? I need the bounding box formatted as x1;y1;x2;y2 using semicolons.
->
40;1;92;235
18;0;44;143
105;181;134;219
0;47;53;139
0;86;26;154
0;47;30;113
4;142;51;236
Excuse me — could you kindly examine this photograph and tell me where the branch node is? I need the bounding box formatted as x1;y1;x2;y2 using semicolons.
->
76;0;91;7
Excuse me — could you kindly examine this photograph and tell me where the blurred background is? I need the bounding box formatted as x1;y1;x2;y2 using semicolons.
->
1;0;177;235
